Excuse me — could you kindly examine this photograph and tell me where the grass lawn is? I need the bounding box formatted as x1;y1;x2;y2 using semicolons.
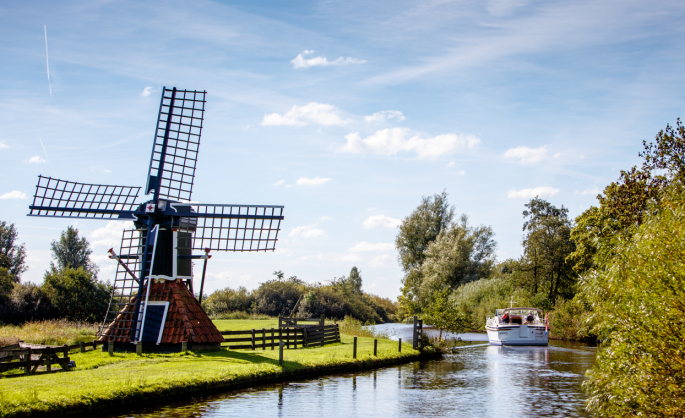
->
0;320;422;418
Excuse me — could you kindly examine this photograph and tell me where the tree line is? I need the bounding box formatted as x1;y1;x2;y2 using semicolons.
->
0;225;109;325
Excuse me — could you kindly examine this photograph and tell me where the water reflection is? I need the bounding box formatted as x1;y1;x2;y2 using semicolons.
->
114;340;596;418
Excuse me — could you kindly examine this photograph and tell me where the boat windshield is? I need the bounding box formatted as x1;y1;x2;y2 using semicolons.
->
495;309;505;316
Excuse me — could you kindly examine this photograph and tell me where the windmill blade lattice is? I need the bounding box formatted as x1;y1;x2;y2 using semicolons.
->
28;175;140;218
146;88;206;202
175;203;284;252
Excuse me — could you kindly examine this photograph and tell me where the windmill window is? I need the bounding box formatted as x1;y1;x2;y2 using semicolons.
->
141;301;169;344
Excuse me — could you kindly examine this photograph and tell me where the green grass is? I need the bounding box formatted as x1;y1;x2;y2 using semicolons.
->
213;318;279;331
0;320;421;418
0;320;98;347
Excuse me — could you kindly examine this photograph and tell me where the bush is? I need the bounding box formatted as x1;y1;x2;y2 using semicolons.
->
42;267;110;322
0;282;54;325
204;286;254;316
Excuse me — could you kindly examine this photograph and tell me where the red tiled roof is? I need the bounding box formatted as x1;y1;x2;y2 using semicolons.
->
100;280;224;344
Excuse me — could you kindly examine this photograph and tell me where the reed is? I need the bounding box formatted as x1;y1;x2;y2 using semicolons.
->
0;319;98;347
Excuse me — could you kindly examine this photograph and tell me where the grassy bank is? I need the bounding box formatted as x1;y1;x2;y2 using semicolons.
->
0;320;425;418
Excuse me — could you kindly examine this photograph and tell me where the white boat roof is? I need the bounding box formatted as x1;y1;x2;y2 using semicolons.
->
502;308;544;313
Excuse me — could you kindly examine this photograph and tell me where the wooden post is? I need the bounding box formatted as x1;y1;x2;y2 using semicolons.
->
278;317;282;329
93;340;98;351
286;329;290;350
136;341;142;356
303;327;309;347
279;341;284;366
353;337;357;359
251;329;256;350
271;328;275;350
182;341;187;353
108;341;113;356
80;342;85;353
25;347;32;374
279;327;282;350
413;316;418;350
374;339;377;357
320;314;325;327
262;328;266;350
398;338;402;353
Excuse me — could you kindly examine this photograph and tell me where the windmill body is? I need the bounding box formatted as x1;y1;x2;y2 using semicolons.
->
28;88;284;351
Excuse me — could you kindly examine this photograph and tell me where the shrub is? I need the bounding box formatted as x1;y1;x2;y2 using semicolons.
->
42;267;109;322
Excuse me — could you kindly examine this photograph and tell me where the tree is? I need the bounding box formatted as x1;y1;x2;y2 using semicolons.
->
423;288;467;342
396;191;454;272
42;267;110;322
49;226;98;277
0;221;27;282
520;198;575;301
348;267;362;294
582;183;685;417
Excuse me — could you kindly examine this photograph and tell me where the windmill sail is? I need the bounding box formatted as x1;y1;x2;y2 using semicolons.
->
146;88;206;202
28;175;140;218
172;203;284;252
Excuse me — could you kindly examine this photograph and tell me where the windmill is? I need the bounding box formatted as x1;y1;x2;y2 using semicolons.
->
28;87;284;351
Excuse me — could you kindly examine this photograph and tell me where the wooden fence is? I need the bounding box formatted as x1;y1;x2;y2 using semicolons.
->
0;340;103;378
220;324;340;350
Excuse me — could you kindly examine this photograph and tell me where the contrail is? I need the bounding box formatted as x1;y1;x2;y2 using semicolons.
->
44;25;52;96
39;138;57;177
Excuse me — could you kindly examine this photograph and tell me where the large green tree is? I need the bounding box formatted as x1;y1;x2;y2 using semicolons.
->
519;198;575;302
0;221;27;282
42;267;110;322
49;226;98;277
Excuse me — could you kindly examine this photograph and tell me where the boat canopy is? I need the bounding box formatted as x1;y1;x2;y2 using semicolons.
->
501;308;543;316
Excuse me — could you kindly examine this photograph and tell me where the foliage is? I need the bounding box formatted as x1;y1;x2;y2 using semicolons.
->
582;183;685;417
422;289;466;340
49;226;98;277
0;319;98;347
519;197;576;300
0;221;27;282
42;267;110;322
0;282;54;325
547;298;594;342
204;286;254;316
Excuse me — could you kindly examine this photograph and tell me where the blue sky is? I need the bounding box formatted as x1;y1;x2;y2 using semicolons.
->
1;0;684;299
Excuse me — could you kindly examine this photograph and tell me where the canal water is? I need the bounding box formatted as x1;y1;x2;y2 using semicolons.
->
112;325;597;418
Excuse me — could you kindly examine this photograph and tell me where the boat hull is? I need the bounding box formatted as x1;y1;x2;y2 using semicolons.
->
486;324;548;346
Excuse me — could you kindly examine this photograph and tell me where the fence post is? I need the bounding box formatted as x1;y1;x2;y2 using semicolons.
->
271;328;275;350
320;314;325;327
353;337;357;359
25;347;32;374
262;328;266;350
136;341;142;356
93;339;98;351
46;348;52;372
303;327;309;347
108;341;113;356
374;339;377;357
251;329;255;350
398;338;402;353
413;316;418;350
279;341;284;366
279;327;282;350
336;323;341;342
80;342;85;353
182;341;187;353
286;329;290;350
278;317;282;329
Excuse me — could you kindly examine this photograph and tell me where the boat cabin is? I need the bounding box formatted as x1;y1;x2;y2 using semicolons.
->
497;308;543;325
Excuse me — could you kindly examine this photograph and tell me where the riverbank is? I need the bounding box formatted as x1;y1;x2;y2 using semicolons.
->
0;333;429;418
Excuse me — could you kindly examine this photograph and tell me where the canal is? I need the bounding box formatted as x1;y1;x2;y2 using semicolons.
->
112;324;597;417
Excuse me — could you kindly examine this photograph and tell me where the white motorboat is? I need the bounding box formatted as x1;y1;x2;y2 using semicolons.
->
486;307;548;346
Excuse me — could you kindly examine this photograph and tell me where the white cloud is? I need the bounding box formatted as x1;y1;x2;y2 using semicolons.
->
273;179;284;186
90;221;135;249
0;142;8;149
456;170;466;175
262;102;352;127
289;225;326;239
507;186;560;199
364;110;405;123
446;161;455;167
363;214;402;229
290;50;366;69
575;187;600;195
0;191;26;200
320;216;333;221
503;146;548;164
296;177;332;186
370;254;393;267
340;254;362;262
337;128;480;159
554;153;562;158
27;155;46;163
348;241;395;252
141;87;152;97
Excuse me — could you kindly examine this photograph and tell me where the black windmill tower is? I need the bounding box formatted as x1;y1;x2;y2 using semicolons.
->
28;88;284;350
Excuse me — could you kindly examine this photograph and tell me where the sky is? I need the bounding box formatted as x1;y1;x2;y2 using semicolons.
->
1;0;684;300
